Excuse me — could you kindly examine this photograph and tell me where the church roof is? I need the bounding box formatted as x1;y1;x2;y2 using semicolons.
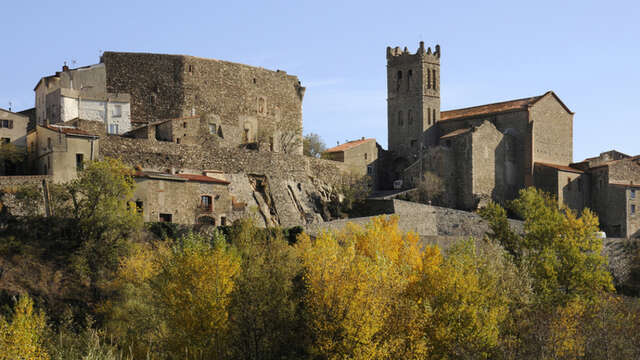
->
325;138;375;153
441;91;573;121
535;162;584;174
440;127;471;139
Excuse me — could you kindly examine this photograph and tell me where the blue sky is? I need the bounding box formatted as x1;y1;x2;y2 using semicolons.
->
1;0;638;161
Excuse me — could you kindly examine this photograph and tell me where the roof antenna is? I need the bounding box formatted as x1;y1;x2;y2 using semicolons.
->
71;59;77;66
8;101;12;111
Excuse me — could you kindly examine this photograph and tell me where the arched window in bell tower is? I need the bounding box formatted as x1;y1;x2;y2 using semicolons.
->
396;71;402;91
398;110;404;126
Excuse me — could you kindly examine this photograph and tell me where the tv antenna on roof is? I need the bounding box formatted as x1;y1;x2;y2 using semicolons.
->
8;101;12;111
71;59;77;66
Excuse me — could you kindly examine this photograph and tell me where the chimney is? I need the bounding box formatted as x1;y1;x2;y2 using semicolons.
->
62;61;69;72
361;136;365;140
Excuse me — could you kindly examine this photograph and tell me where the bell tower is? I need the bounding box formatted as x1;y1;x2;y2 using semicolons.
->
387;41;440;161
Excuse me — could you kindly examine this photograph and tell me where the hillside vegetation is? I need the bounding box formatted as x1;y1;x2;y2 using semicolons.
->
1;159;640;359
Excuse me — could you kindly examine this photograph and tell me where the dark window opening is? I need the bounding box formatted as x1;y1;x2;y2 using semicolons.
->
0;120;13;128
398;111;403;126
269;137;274;151
632;204;636;214
76;153;84;172
432;109;436;123
198;216;216;225
364;153;368;160
47;137;52;149
135;200;143;213
407;70;412;91
220;216;227;226
367;165;373;175
632;189;636;199
427;70;431;89
567;177;572;191
432;69;437;90
176;138;181;144
428;108;431;125
188;64;193;73
408;109;413;125
253;78;256;84
201;195;213;211
159;213;172;223
183;122;187;128
1;138;9;144
243;129;249;143
396;70;402;91
218;126;224;138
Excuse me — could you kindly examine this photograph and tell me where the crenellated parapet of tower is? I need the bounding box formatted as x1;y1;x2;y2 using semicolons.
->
386;41;440;65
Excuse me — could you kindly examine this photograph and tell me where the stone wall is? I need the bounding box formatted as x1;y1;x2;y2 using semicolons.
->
530;94;573;166
101;51;305;154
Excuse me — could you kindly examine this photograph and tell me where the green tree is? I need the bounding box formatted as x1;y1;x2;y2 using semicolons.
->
67;157;143;282
480;187;614;305
303;133;326;158
0;142;24;164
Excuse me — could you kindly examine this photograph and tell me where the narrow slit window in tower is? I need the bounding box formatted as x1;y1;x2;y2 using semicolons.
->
428;108;431;125
432;69;437;90
396;71;402;91
432;109;436;123
408;110;413;125
398;111;403;126
427;70;431;89
407;70;412;91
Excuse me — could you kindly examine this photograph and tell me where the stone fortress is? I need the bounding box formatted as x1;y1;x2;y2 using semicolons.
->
1;42;639;239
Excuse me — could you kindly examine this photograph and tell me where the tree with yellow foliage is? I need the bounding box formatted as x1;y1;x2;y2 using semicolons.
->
0;295;49;360
296;216;424;359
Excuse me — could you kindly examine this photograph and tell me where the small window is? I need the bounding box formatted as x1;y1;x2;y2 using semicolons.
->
427;69;431;89
0;119;12;128
135;200;143;213
408;109;413;125
432;69;437;90
176;138;181;144
1;138;9;144
367;165;373;175
396;70;402;91
407;70;412;91
159;213;172;222
183;122;187;128
112;104;122;118
269;137;274;151
428;108;431;125
567;177;572;191
188;64;193;73
220;216;227;226
632;189;636;199
208;123;216;135
398;111;403;126
364;153;368;160
432;109;436;123
108;124;119;134
76;153;84;172
632;204;636;214
201;195;212;211
47;137;52;149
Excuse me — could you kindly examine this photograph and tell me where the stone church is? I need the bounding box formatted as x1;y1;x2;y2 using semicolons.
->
384;42;640;238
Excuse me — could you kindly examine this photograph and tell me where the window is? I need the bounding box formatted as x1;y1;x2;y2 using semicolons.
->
76;153;84;172
427;69;431;89
364;153;368;160
408;110;413;125
269;137;274;151
396;70;402;91
428;108;431;125
183;122;187;128
159;213;172;222
208;123;216;135
188;64;194;73
397;111;403;126
47;137;52;149
135;200;143;213
201;195;212;211
432;69;437;90
567;177;572;191
407;70;412;91
1;138;9;144
632;204;636;214
432;109;436;123
0;119;13;128
176;138;181;144
220;216;227;226
632;189;636;199
112;105;122;118
367;165;373;175
108;124;119;134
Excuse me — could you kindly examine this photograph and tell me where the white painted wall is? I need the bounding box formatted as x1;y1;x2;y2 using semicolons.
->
58;96;131;134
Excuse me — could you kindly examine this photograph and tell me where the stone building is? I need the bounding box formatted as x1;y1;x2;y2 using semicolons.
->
27;125;99;183
132;170;231;225
34;63;132;135
100;51;305;154
571;153;640;238
388;42;575;210
0;108;29;175
324;138;378;177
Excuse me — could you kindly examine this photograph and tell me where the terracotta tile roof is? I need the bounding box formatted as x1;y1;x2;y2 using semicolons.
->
176;173;230;185
441;95;542;121
535;162;584;174
609;181;640;189
134;171;230;185
45;125;98;137
325;138;375;153
440;127;471;139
